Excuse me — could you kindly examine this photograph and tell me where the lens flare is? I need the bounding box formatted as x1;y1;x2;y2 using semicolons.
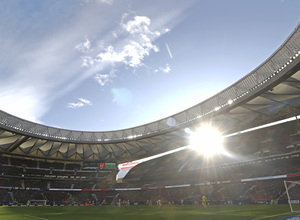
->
189;125;224;157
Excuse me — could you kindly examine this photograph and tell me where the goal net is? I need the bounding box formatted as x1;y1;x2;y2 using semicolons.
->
284;180;300;212
29;200;47;206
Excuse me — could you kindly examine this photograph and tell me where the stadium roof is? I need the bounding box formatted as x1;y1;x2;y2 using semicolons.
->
1;23;300;163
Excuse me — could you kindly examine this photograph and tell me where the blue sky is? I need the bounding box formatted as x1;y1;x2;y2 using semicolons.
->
1;0;300;132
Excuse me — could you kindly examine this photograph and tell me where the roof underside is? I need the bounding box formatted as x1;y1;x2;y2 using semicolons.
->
1;23;300;163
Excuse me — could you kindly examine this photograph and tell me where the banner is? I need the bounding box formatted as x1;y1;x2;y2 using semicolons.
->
99;162;105;169
98;162;116;169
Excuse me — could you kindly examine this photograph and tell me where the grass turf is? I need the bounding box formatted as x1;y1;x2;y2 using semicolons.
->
0;204;299;220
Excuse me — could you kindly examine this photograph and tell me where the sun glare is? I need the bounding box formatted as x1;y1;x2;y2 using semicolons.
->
189;125;224;157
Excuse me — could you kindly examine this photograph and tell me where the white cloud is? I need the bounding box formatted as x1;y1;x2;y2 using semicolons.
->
67;98;92;109
94;69;116;86
77;15;169;71
122;16;151;34
154;64;171;74
97;46;125;63
68;102;85;108
161;64;171;73
97;0;113;4
75;38;91;53
78;98;92;105
82;0;113;5
81;56;95;67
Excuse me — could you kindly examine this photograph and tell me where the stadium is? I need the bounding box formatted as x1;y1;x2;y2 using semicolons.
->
1;3;300;220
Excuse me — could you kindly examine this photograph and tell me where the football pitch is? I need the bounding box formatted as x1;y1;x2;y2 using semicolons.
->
0;205;299;220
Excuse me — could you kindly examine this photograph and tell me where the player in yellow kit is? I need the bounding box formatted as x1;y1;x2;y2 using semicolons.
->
202;195;207;208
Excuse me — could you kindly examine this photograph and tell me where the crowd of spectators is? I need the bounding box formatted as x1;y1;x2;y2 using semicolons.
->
1;177;299;206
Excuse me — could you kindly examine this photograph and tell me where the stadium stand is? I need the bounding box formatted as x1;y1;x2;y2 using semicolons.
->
0;118;300;206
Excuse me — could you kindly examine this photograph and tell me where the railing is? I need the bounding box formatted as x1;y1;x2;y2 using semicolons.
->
1;23;300;143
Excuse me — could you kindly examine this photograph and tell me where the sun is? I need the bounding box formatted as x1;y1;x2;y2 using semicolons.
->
189;125;224;157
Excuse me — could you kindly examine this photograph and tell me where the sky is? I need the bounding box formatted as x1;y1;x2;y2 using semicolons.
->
1;0;300;132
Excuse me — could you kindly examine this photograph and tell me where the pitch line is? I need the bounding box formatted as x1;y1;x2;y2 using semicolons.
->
24;214;48;220
250;212;292;220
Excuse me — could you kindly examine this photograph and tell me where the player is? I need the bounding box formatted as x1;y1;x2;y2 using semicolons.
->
202;195;207;208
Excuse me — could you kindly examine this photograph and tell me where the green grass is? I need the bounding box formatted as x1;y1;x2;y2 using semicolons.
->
0;205;299;220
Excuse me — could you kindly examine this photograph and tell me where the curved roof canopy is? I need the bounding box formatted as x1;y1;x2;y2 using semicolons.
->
1;23;300;163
